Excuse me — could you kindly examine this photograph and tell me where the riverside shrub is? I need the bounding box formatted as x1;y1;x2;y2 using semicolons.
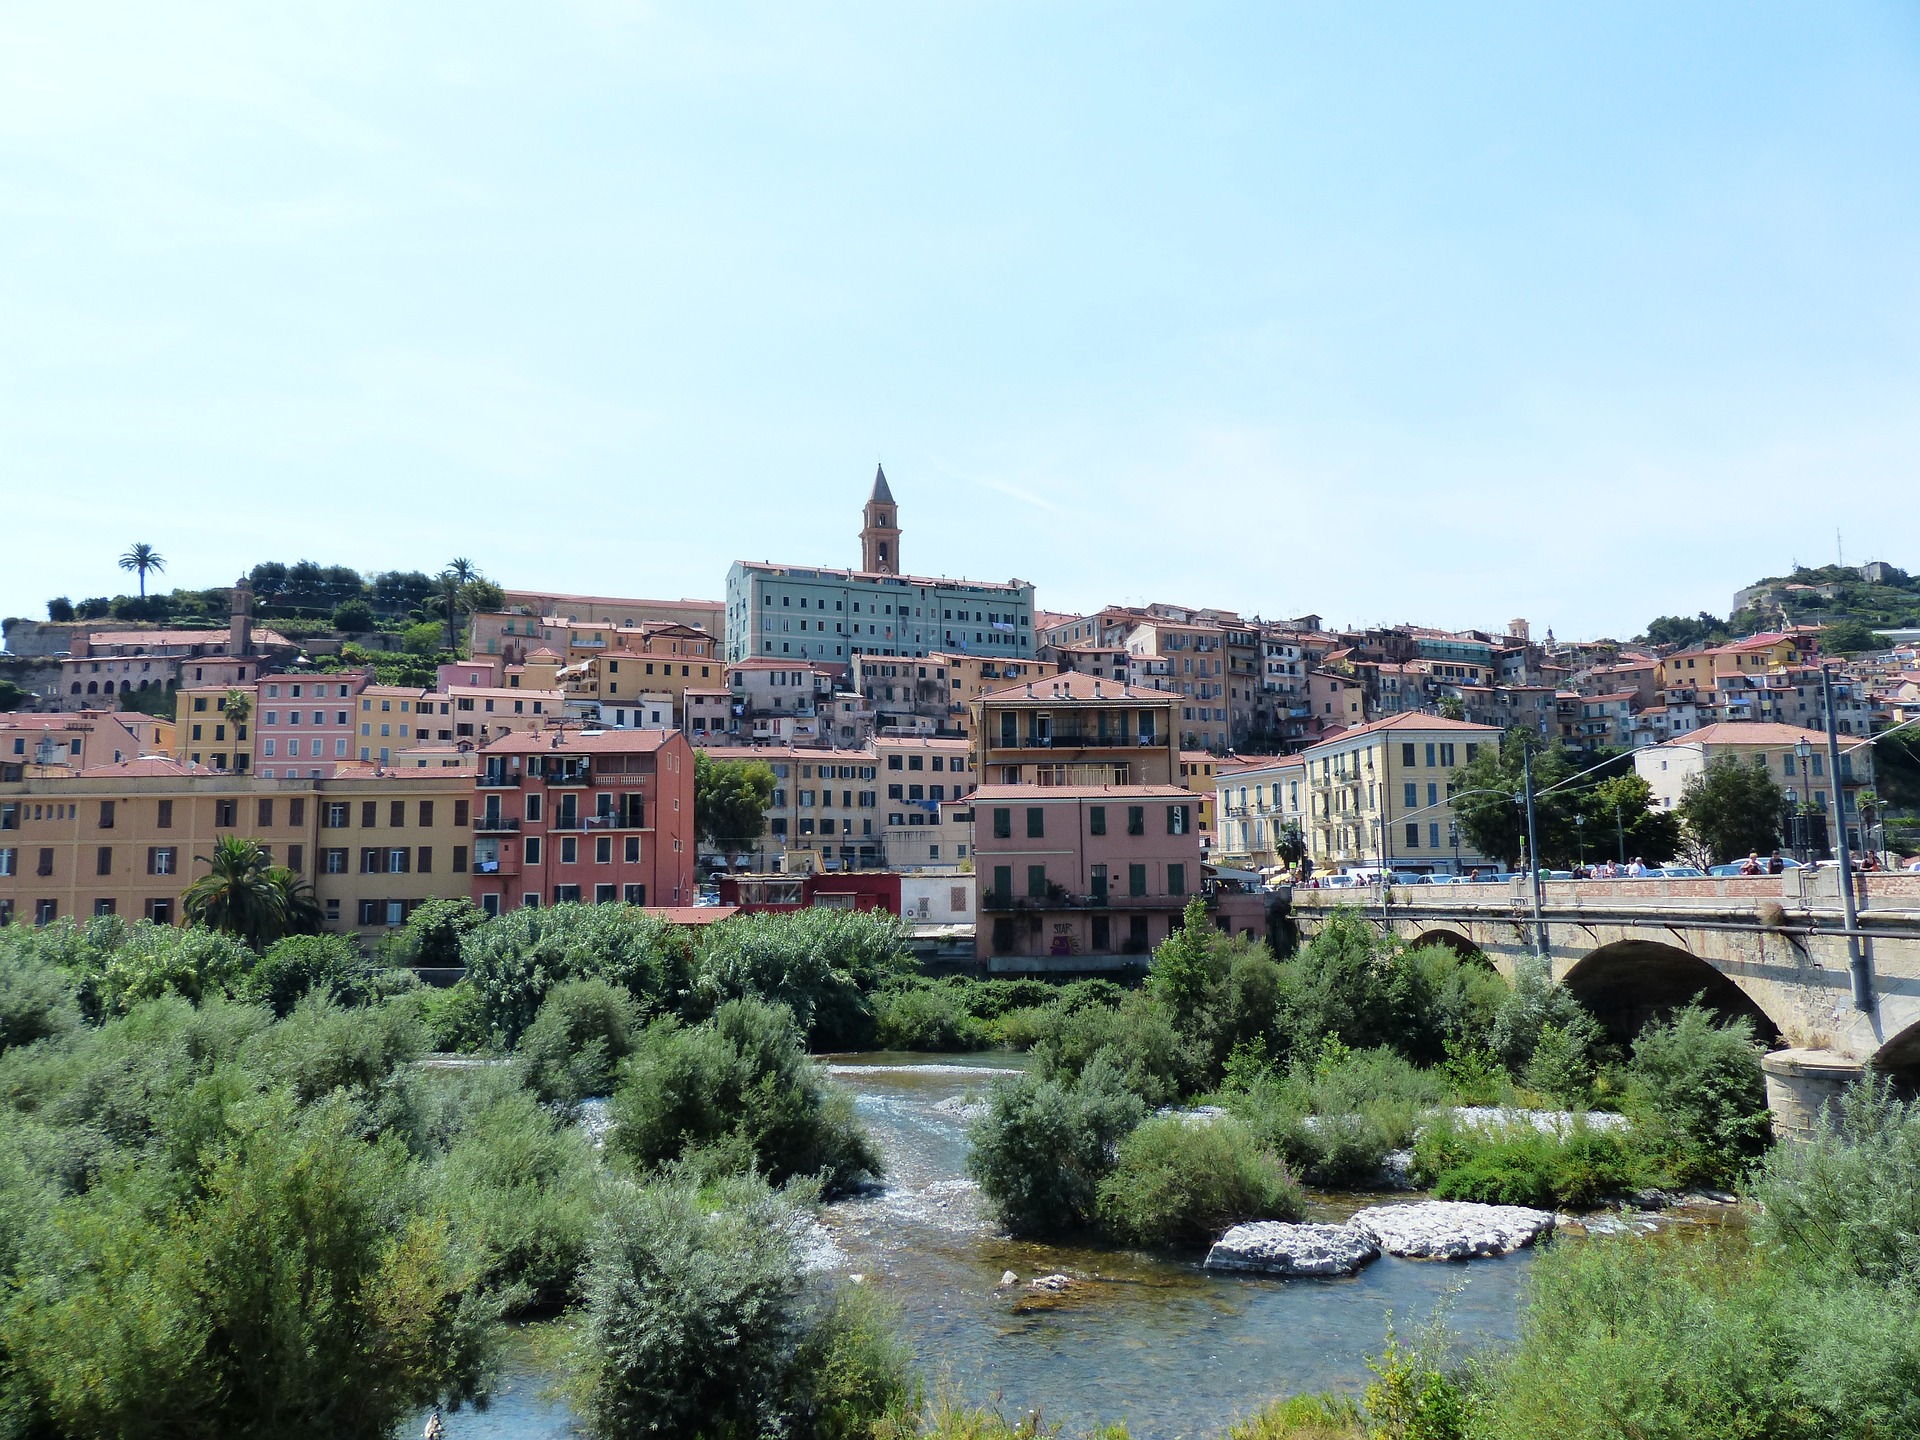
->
514;978;642;1105
576;1175;911;1440
873;984;989;1052
967;1057;1145;1236
1095;1115;1303;1247
1624;1006;1770;1186
1415;1117;1637;1208
609;998;880;1193
694;908;917;1050
460;902;695;1046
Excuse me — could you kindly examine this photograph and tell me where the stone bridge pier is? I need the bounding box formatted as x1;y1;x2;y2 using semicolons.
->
1284;870;1920;1136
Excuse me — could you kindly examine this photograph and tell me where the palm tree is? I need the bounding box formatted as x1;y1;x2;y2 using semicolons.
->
183;834;285;947
119;542;165;598
223;688;253;729
266;867;324;937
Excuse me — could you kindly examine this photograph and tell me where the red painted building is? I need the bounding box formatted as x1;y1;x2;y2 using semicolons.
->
470;727;695;915
715;870;901;915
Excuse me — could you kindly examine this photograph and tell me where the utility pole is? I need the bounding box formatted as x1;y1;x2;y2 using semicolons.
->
1822;664;1871;1010
1521;739;1547;960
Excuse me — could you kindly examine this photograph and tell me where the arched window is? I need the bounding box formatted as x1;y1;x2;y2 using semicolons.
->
70;682;82;695
86;681;98;694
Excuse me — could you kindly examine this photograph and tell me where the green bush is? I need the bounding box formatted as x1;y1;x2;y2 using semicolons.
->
966;1057;1145;1236
419;980;490;1053
241;933;383;1016
1475;1231;1794;1440
1030;990;1202;1107
240;991;426;1107
873;985;989;1052
0;937;81;1052
0;1094;493;1439
1095;1115;1302;1247
384;897;489;969
432;1089;598;1312
461;902;695;1046
514;979;642;1105
609;998;879;1193
1487;959;1595;1076
694;908;917;1050
38;917;254;1020
576;1174;911;1440
1221;1042;1444;1187
1624;1005;1771;1186
1415;1116;1637;1208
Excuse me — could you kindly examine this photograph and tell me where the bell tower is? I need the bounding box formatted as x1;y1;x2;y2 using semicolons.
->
861;464;901;575
229;574;254;658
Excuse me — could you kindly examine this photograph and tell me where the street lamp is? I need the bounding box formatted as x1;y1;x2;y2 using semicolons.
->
1794;736;1814;855
1574;813;1586;871
1784;787;1800;864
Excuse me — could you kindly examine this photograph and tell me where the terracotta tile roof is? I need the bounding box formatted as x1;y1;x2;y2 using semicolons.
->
486;728;681;755
1659;722;1845;747
76;756;208;778
1301;712;1500;752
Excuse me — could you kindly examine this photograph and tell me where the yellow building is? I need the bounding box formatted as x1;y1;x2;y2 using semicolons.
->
1214;755;1308;870
0;760;474;938
174;685;254;773
1178;750;1219;845
1301;714;1502;876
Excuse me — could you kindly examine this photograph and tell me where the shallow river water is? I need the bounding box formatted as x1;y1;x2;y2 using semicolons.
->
426;1052;1538;1438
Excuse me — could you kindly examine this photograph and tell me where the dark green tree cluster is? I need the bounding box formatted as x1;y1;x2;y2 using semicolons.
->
1450;729;1680;868
696;752;777;860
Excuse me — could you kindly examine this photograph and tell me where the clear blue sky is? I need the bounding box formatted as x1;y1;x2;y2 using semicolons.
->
3;2;1916;640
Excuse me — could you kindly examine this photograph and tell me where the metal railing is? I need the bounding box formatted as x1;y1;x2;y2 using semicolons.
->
474;815;521;833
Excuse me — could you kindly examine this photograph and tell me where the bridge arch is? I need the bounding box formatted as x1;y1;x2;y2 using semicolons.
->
1872;1021;1920;1096
1405;928;1492;967
1561;939;1782;1046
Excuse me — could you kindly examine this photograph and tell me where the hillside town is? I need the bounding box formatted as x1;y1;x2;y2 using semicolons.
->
3;467;1915;966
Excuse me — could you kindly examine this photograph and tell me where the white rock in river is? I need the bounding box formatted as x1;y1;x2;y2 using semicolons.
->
1205;1221;1380;1277
1350;1201;1554;1260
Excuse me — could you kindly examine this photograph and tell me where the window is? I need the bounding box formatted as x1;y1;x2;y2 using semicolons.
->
1025;864;1048;899
1401;743;1416;766
1092;915;1111;951
553;884;581;904
155;798;173;829
390;800;405;828
624;835;641;863
324;848;348;874
595;835;612;864
95;845;112;876
992;807;1011;839
361;801;378;827
360;847;380;874
559;836;578;864
215;799;237;827
146;898;173;924
36;848;54;877
1439;743;1456;767
323;802;348;828
147;846;177;875
1127;806;1145;836
413;846;431;874
36;900;57;926
1026;807;1044;838
1128;863;1147;897
1089;805;1106;836
1167;862;1185;895
623;883;646;904
98;800;115;829
1425;743;1437;767
1167;804;1190;835
1405;823;1420;847
991;865;1013;900
289;798;305;826
453;799;469;827
0;849;12;877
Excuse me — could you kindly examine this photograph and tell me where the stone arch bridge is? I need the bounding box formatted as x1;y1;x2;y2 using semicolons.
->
1283;871;1920;1133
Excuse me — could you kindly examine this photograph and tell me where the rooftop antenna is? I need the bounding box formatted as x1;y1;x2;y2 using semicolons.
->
1836;530;1844;569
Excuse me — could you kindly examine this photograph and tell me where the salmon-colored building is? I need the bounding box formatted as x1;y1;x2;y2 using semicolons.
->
471;728;696;914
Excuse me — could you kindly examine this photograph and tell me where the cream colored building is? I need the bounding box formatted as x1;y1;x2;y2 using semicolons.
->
1301;714;1502;875
1214;755;1308;870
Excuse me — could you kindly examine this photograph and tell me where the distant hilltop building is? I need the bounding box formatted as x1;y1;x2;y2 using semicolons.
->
724;466;1037;668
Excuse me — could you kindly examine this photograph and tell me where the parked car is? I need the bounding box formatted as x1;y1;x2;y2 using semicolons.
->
1648;865;1706;878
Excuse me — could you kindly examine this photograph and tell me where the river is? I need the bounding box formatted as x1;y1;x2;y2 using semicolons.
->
425;1051;1538;1438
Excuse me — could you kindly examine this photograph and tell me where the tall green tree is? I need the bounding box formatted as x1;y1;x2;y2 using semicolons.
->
694;752;776;859
183;835;289;948
118;542;166;598
1449;728;1579;868
1580;772;1681;865
1678;754;1785;863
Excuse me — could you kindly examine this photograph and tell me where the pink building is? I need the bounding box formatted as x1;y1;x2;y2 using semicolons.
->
256;673;369;778
971;783;1210;971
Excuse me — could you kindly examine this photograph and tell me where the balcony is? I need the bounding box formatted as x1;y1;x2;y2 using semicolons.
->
543;767;592;786
474;815;521;834
1006;733;1161;751
981;890;1192;912
478;772;521;788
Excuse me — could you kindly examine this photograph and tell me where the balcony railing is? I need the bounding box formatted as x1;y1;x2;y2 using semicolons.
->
543;768;592;786
981;890;1193;912
1006;733;1161;750
474;815;521;833
479;772;521;788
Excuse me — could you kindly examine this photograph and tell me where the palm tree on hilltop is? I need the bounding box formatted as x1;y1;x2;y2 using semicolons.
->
119;543;166;598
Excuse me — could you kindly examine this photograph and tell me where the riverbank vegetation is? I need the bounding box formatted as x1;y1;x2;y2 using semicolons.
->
0;894;1869;1440
965;902;1772;1243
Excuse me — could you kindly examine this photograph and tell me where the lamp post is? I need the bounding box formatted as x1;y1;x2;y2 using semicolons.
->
1820;665;1870;1011
1449;819;1461;875
1784;787;1800;864
1574;812;1586;871
1794;737;1814;856
1517;738;1547;959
